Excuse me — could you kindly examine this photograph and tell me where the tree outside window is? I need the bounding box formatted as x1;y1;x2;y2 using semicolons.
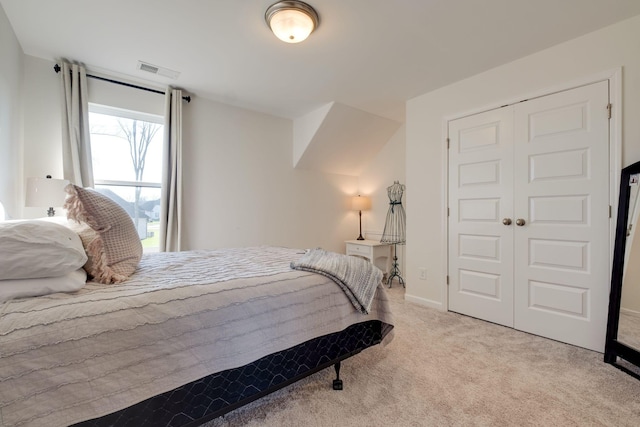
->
89;105;164;252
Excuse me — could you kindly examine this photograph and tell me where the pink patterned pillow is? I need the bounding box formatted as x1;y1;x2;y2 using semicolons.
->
64;185;143;284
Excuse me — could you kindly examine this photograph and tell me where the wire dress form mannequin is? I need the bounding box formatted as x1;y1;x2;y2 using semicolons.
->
380;181;406;287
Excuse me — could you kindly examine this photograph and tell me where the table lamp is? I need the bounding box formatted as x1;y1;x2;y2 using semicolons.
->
25;175;69;217
352;195;371;240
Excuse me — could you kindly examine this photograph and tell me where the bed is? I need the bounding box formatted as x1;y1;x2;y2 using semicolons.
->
0;187;394;427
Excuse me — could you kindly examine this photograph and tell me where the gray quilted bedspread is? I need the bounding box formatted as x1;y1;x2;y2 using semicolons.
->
0;246;394;427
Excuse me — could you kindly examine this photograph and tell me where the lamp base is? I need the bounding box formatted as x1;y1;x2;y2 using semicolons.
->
356;210;365;240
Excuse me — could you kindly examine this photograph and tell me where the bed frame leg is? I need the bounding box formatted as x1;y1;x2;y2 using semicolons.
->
332;361;343;390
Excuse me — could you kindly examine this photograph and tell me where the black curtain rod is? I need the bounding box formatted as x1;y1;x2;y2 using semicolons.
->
53;64;191;103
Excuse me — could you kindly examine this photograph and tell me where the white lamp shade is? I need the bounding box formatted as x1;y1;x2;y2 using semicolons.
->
266;1;319;44
269;8;315;43
25;177;69;208
352;195;371;211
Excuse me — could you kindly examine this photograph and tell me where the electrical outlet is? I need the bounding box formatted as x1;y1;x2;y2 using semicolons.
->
419;268;427;280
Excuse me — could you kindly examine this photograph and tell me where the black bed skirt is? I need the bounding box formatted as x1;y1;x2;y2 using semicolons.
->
72;320;393;427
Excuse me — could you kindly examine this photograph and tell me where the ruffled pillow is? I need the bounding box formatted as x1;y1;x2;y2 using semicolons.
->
64;185;143;284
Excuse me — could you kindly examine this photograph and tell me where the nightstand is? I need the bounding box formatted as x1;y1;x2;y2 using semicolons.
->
345;240;392;281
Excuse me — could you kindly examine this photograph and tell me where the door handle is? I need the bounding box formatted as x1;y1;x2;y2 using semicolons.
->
516;218;526;226
502;218;512;226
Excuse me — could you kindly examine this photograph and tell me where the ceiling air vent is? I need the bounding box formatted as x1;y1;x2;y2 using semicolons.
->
137;61;180;79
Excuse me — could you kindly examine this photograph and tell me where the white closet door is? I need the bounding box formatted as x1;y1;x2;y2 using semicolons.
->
448;108;515;327
513;81;610;352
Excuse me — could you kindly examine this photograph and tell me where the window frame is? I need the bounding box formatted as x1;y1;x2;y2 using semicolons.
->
88;103;165;252
88;103;164;190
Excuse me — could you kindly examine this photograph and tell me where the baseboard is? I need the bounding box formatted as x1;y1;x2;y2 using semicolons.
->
404;293;443;311
621;307;640;318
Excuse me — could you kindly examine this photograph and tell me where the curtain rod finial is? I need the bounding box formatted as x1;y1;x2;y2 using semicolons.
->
53;64;61;73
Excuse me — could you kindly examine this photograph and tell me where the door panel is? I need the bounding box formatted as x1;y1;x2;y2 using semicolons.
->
528;239;589;271
527;280;589;318
459;198;501;221
459;270;502;299
459;234;501;261
529;195;589;224
528;101;589;138
513;81;610;352
459;160;500;186
529;148;589;181
448;108;514;326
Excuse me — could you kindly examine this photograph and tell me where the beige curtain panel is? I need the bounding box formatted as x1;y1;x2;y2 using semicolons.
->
159;88;183;252
60;61;94;187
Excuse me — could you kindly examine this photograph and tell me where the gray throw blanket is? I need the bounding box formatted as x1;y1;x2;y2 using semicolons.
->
291;248;383;314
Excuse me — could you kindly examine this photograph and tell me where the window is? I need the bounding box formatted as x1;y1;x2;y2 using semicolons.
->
89;104;164;252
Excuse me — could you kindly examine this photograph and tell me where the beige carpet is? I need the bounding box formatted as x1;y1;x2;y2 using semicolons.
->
202;286;640;426
619;310;640;350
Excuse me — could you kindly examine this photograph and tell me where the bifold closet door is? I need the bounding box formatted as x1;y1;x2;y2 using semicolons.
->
513;81;610;352
448;107;515;327
448;80;610;351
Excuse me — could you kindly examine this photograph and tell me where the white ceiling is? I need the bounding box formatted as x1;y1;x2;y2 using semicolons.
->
2;0;640;122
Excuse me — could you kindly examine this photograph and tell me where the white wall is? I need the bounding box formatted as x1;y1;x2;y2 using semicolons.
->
405;15;640;308
182;98;358;253
22;56;63;218
358;124;406;272
0;5;24;219
88;76;165;117
17;56;359;253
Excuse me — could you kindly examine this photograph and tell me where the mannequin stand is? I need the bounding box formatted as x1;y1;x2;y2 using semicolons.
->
387;243;405;288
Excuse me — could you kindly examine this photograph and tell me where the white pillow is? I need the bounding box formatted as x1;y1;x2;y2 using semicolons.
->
0;269;87;302
0;220;88;280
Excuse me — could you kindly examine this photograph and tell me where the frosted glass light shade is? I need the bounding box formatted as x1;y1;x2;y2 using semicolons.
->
352;195;371;211
266;1;319;44
25;177;69;208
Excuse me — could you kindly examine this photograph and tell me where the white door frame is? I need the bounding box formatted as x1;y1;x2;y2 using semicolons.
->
441;68;622;312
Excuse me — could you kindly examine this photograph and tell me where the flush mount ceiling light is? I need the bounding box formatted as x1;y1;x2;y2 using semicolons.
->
265;1;319;44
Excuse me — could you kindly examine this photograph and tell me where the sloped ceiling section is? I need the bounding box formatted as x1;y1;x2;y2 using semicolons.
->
293;102;401;176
